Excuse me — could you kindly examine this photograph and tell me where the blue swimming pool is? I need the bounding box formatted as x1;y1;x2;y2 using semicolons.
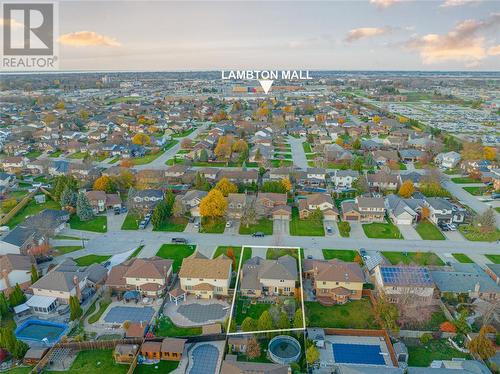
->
189;344;219;374
332;343;385;365
15;319;69;346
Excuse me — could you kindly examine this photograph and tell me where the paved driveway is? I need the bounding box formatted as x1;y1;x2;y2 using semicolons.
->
444;230;466;241
184;221;199;233
323;220;339;238
349;223;366;239
224;220;239;235
273;219;290;236
397;224;421;240
288;135;308;170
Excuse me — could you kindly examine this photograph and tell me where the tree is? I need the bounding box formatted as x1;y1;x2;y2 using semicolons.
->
293;308;304;329
352;157;364;172
232;139;248;153
1;199;17;214
335;138;344;146
246;337;261;359
281;178;292;192
241;317;257;332
0;328;28;359
257;310;274;332
484;146;497;161
194;172;211;191
306;345;320;365
8;284;26;307
461;141;483;160
132;133;150;146
261;181;286;194
30;264;39;284
93;175;115;193
53;175;77;202
0;292;9;317
164;189;175;217
60;186;77;207
454;310;471;335
151;200;168;229
352;137;361;150
214;135;234;161
199;149;209;162
398;180;415;198
374;293;399;334
120;159;134;168
372;115;381;123
69;295;82;321
468;325;496;360
475;207;496;233
112;171;135;191
421;206;431;221
214;177;237;197
308;208;324;222
199;189;227;218
277;312;290;330
172;198;184;217
76;192;94;221
241;202;257;228
353;176;368;195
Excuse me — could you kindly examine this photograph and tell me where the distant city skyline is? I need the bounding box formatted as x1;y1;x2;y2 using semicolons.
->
17;1;500;71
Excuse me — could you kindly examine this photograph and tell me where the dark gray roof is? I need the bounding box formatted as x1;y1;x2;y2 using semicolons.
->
431;263;500;294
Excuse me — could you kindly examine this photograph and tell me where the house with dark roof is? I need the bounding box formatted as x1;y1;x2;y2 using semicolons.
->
341;197;386;223
385;194;425;225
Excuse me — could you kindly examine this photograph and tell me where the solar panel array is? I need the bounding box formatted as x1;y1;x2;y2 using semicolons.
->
380;266;433;286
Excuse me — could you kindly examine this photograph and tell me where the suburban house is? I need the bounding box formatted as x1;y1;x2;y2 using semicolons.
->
431;263;500;302
178;190;207;217
300;168;327;187
105;257;173;298
240;255;297;297
302;258;364;305
385;194;425;225
374;265;435;305
227;193;251;220
434;151;461;169
399;149;425;163
178;252;232;299
0;254;35;296
85;190;122;213
219;169;258;185
140;338;187;361
341;197;386;223
298;193;339;221
367;171;399;191
256;192;289;219
372;150;399;166
425;197;454;225
331;170;359;190
128;189;164;212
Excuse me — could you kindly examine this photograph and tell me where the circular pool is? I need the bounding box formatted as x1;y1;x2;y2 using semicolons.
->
268;335;301;365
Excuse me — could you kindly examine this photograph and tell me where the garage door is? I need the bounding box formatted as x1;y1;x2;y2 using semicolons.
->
345;215;358;221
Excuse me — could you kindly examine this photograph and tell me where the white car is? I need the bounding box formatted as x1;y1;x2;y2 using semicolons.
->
225;221;232;228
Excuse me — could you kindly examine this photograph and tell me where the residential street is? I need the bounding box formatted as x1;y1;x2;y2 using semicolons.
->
288;135;308;170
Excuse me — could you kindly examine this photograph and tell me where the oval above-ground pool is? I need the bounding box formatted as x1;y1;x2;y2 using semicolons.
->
15;319;69;346
268;335;302;365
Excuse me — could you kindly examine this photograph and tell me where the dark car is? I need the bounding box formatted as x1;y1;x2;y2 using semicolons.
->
252;232;265;237
171;237;187;244
113;207;121;215
35;255;53;264
360;248;367;257
120;206;128;214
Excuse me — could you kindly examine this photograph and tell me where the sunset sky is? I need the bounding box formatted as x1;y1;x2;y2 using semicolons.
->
29;0;500;71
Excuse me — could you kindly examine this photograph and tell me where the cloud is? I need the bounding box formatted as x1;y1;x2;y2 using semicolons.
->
440;0;482;7
487;45;500;55
58;31;121;47
405;13;500;64
0;18;23;28
345;27;391;43
369;0;401;8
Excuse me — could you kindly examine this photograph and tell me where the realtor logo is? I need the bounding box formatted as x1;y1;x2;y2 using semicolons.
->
2;2;58;70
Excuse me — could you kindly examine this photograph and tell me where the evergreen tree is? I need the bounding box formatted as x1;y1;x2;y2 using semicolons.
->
257;310;273;332
199;149;208;162
293;308;304;329
60;186;77;207
277;312;290;330
164;189;175;217
151;200;167;229
8;284;26;307
69;295;82;321
241;317;257;332
30;264;39;284
0;292;9;317
76;192;94;221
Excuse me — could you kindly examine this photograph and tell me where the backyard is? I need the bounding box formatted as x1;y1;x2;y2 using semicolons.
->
7;198;61;228
239;218;273;235
235;297;273;325
45;349;128;374
155;244;196;272
289;207;324;236
304;299;379;329
415;220;445;240
74;254;111;266
154;316;201;337
382;251;445;266
362;222;403;239
406;339;469;367
322;249;357;262
134;361;179;374
69;214;108;233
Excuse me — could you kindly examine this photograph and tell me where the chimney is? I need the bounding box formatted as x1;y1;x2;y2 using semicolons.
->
2;269;10;290
73;275;81;300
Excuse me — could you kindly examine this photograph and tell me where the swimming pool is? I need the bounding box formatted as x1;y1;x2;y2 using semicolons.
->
332;343;385;365
15;319;69;346
268;335;302;365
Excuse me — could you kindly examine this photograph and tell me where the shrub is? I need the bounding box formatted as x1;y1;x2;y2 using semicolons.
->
338;221;351;237
420;332;433;345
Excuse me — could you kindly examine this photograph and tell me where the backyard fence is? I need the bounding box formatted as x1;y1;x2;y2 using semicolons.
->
0;188;38;226
54;337;143;351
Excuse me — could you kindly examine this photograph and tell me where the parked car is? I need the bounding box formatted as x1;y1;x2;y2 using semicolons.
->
120;206;128;214
194;221;200;229
35;255;53;264
360;248;367;257
225;221;232;228
252;232;265;237
102;260;111;268
448;223;457;231
171;237;187;244
326;226;333;235
139;220;147;229
113;207;121;215
307;255;313;259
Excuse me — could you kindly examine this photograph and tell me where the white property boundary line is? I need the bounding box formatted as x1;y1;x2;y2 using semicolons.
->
225;245;306;336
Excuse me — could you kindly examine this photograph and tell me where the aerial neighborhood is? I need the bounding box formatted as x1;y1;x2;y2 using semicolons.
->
0;70;498;374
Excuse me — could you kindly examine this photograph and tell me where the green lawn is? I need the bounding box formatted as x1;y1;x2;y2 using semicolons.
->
74;254;111;266
25;150;42;159
8;190;29;200
1;366;32;373
451;177;481;184
200;217;226;233
121;213;141;230
88;300;111;324
45;349;128;374
486;254;500;264
155;244;196;272
290;207;324;236
68;151;88;159
70;214;107;232
305;299;378;329
239;218;273;235
134;361;179;374
109;156;120;164
463;186;487;196
213;246;250;268
407;339;469;367
154;316;201;337
172;128;196;138
496;207;500;213
54;246;83;255
266;247;303;261
459;225;500;242
382;251;445;266
128;245;144;259
235;297;272;325
7;198;61;228
415;220;445;240
131;150;165;165
322;249;356;262
362;222;403;239
302;142;312;153
153;216;188;232
452;253;474;263
49;150;63;158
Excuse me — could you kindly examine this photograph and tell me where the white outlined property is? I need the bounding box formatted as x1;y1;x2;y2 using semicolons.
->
226;245;306;336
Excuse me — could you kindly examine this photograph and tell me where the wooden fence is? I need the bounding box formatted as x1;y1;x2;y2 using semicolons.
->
0;188;38;226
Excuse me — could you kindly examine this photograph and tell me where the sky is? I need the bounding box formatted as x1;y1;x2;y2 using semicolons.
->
24;0;500;71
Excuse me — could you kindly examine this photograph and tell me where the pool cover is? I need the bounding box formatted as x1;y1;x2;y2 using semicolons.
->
332;343;385;365
103;306;155;323
189;344;218;374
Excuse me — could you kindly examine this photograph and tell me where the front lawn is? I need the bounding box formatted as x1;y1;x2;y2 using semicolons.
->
452;253;474;263
74;254;111;266
121;213;141;230
266;247;303;261
459;225;500;242
451;177;481;184
155;244;196;272
8;198;61;228
200;217;226;233
235;297;272;325
172;128;195;138
463;186;487;196
131;150;165;165
154;316;201;337
49;150;63;158
362;222;403;239
302;142;312;153
406;339;469;367
68;151;88;159
486;254;500;264
304;299;378;329
153;216;188;232
54;246;83;255
322;249;356;262
290;207;324;236
382;251;444;266
213;246;250;268
415;220;445;240
26;150;42;159
239;218;273;235
44;349;128;374
69;214;107;232
134;361;179;374
88;300;111;324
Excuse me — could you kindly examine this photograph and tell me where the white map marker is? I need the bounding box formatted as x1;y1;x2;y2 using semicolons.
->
258;79;274;94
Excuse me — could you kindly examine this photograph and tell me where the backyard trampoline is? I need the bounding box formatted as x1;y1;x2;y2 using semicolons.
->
104;306;155;323
177;303;227;324
332;343;385;365
189;344;219;374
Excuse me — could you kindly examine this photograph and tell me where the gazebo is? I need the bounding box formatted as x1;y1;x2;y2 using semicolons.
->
123;290;140;302
168;288;186;305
